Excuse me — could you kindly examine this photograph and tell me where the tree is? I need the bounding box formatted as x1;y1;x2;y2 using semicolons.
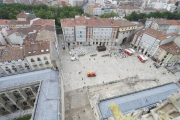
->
83;13;92;17
69;11;78;18
9;13;16;19
64;11;70;18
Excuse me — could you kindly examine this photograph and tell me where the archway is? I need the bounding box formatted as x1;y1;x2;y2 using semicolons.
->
122;37;127;44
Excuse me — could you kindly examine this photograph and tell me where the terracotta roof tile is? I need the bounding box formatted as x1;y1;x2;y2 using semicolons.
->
88;3;102;8
25;41;50;56
168;20;180;25
158;33;177;41
31;19;54;27
144;28;164;38
16;12;29;18
0;45;25;62
154;19;170;25
160;41;180;55
117;6;140;9
114;19;137;28
0;19;10;25
4;0;15;3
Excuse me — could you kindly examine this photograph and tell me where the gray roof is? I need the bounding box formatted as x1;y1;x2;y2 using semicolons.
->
98;83;180;119
0;69;59;120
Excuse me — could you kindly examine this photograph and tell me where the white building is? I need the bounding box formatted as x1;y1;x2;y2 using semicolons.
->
166;20;180;34
151;19;170;33
61;16;138;46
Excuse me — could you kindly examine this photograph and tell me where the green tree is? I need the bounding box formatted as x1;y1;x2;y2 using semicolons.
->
83;13;92;17
9;13;16;19
64;11;70;18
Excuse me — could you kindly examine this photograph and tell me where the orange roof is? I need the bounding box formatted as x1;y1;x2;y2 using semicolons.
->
158;33;176;41
0;19;11;25
31;19;54;27
168;20;180;25
0;45;25;62
4;0;14;3
117;6;140;9
16;12;29;18
88;3;102;8
160;41;180;55
61;16;119;27
144;28;164;38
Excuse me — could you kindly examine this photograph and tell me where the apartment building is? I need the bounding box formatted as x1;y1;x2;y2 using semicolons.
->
0;19;10;30
153;41;180;65
68;0;87;6
141;7;156;14
151;19;170;33
61;16;137;46
116;6;140;18
87;3;103;15
131;28;165;56
145;18;153;28
166;20;180;34
115;19;137;45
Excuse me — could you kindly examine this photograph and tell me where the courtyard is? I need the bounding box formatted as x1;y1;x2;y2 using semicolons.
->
57;34;180;120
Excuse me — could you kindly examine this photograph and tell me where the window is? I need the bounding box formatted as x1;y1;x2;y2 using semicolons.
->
28;51;31;54
31;59;35;62
37;58;41;61
25;88;33;96
8;61;11;63
44;57;47;60
46;49;49;51
45;61;49;65
2;94;10;101
33;51;36;53
80;35;82;37
22;102;27;106
11;105;19;111
13;91;22;99
41;50;44;52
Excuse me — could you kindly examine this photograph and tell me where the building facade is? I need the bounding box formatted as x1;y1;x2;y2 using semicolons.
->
151;19;170;33
61;16;138;46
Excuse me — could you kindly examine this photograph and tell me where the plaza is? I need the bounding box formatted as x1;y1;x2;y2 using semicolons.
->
57;34;180;120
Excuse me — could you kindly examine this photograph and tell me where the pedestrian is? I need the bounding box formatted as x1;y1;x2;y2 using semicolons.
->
94;58;95;60
82;78;83;80
84;82;85;84
103;81;104;83
83;110;85;113
150;66;151;68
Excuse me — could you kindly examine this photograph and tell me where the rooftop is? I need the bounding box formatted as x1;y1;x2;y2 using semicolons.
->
145;28;164;38
99;83;180;119
0;19;11;25
154;19;170;25
117;5;140;9
88;3;102;8
3;0;15;3
0;69;59;120
0;45;25;62
158;33;177;41
160;41;180;55
168;20;180;25
61;16;136;28
31;19;55;27
16;12;29;18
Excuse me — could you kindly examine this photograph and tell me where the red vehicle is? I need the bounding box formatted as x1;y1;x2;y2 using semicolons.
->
125;49;133;56
138;55;146;63
87;72;96;77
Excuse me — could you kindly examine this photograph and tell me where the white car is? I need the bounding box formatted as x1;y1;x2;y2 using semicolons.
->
71;57;77;61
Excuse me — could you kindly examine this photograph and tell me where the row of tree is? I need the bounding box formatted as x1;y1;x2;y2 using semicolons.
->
124;11;180;21
0;3;84;31
98;11;118;18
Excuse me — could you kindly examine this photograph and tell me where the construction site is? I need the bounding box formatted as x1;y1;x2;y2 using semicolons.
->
57;34;180;120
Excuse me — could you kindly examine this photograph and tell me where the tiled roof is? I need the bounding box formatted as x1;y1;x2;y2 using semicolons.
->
104;1;111;4
25;41;50;56
4;0;15;3
61;16;124;27
156;9;168;12
8;20;30;25
31;19;54;27
8;27;42;36
168;20;180;25
160;41;180;55
158;33;176;41
0;19;11;25
114;19;137;28
144;28;164;38
154;19;170;25
0;45;25;62
16;12;29;18
88;3;102;8
144;7;155;10
117;6;140;9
